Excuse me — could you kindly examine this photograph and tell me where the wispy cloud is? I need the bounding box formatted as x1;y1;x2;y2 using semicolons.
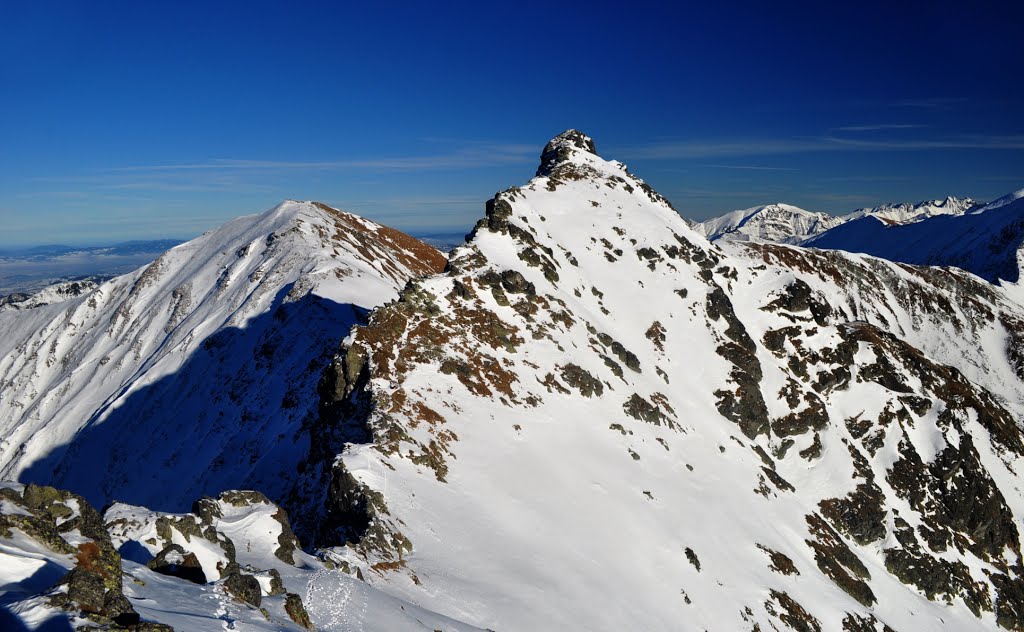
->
699;164;797;171
817;175;913;183
15;141;537;209
834;124;925;133
620;133;1024;160
15;191;92;199
331;194;482;210
621;139;827;160
24;173;279;198
820;134;1024;150
110;143;536;173
665;187;787;199
980;175;1024;182
94;179;277;194
892;97;967;109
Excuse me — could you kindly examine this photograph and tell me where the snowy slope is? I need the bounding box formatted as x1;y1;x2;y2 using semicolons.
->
311;131;1024;631
697;196;978;245
696;203;844;244
977;188;1024;212
805;193;1024;283
0;201;445;525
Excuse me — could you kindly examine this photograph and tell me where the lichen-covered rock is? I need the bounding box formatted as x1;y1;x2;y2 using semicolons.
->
267;568;286;596
272;506;301;565
560;363;604;397
223;571;262;607
0;484;139;624
284;592;314;630
63;565;107;613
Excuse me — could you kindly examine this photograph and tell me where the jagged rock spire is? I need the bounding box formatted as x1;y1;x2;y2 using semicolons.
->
536;129;597;176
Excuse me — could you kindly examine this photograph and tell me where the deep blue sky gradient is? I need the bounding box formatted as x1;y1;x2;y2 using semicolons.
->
2;1;1022;245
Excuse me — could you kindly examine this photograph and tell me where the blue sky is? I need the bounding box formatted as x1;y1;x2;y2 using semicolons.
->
1;1;1022;246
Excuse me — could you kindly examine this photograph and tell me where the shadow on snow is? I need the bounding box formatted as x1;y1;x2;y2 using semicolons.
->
19;284;365;531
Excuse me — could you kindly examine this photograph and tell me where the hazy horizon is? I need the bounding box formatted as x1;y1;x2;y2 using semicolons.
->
2;188;1016;250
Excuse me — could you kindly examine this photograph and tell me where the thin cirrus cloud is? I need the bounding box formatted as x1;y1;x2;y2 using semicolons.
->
699;164;798;171
110;143;537;173
620;133;1024;160
833;124;925;132
821;134;1024;150
802;192;878;204
17;143;538;201
892;97;969;109
665;187;788;200
24;174;277;196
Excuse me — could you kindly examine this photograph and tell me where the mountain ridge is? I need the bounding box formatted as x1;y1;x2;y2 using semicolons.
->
696;196;980;244
309;130;1024;630
0;200;445;521
4;131;1024;630
804;194;1024;283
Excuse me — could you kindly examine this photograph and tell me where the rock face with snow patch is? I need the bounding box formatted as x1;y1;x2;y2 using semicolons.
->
0;201;445;530
0;482;140;627
0;480;485;630
313;131;1024;631
0;277;104;311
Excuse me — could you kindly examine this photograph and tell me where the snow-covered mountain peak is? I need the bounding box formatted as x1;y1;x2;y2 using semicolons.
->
534;128;613;183
0;200;445;518
978;188;1024;213
306;133;1024;630
696;203;843;244
697;195;982;246
530;129;680;221
844;195;977;224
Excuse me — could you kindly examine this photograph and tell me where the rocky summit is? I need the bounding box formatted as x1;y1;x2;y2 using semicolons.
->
315;131;1024;630
4;131;1024;631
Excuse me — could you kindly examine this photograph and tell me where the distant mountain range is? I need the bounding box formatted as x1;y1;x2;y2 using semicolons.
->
695;196;979;244
0;239;184;260
0;239;184;296
805;189;1024;282
410;231;467;253
694;192;1024;284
